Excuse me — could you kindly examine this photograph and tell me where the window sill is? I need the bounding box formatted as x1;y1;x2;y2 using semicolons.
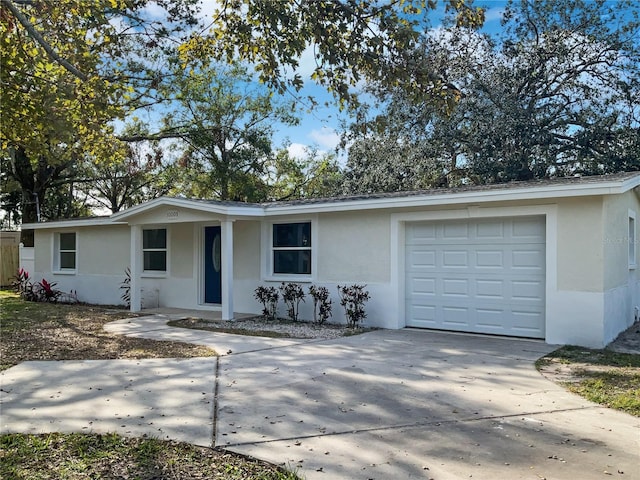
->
141;271;168;279
263;274;314;283
52;270;76;275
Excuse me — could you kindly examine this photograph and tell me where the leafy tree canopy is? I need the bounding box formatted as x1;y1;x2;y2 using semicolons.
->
343;0;640;192
0;0;201;234
158;64;300;202
1;0;202;163
180;0;485;110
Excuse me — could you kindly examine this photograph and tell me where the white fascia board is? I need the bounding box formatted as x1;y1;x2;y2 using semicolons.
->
24;175;640;227
110;197;264;220
263;178;640;216
22;218;127;230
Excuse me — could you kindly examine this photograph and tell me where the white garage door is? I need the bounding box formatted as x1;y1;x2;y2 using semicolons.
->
405;217;546;338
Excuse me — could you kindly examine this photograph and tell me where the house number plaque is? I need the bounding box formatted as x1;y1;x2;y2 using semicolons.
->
166;209;179;218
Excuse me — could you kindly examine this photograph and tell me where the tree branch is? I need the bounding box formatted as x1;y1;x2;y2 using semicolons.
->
1;0;88;81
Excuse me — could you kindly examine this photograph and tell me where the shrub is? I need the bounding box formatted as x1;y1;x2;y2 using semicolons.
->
337;284;370;328
12;269;64;303
36;278;62;303
308;285;332;325
279;282;305;322
12;268;37;302
254;286;279;321
120;267;131;307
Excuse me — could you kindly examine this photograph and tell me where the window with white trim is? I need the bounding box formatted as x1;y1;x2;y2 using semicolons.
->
57;232;76;270
272;222;311;275
629;212;636;269
143;228;167;271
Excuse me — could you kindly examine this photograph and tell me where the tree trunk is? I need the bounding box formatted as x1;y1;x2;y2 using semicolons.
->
8;146;72;245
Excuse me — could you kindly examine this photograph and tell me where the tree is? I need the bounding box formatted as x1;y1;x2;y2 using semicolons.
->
180;0;484;110
0;168;21;229
267;147;344;201
77;137;175;214
0;0;201;239
161;64;299;202
343;0;640;191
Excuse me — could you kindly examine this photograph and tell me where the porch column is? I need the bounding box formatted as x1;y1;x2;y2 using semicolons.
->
221;219;234;320
130;224;142;312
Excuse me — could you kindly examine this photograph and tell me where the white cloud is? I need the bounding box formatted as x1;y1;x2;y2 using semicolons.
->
287;143;310;159
482;6;505;24
141;2;167;20
308;127;340;150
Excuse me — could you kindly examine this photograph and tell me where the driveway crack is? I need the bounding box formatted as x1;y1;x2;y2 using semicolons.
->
221;405;606;448
211;356;220;448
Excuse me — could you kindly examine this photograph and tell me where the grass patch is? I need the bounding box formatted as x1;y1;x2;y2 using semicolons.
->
0;433;300;480
0;290;216;371
536;345;640;368
537;345;640;416
0;292;300;478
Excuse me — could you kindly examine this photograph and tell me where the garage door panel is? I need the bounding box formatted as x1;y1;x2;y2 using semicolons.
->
411;224;436;240
409;277;436;294
443;223;469;239
406;217;545;338
476;308;507;328
406;249;436;268
512;249;545;269
442;306;469;326
511;310;545;334
442;278;470;297
512;280;544;300
476;279;504;299
442;250;468;267
511;218;545;239
407;304;437;325
476;250;504;268
477;221;504;239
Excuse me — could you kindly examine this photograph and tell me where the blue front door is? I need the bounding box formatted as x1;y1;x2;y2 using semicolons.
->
204;226;222;304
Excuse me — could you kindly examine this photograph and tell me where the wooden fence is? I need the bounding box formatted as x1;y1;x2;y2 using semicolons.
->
1;245;19;287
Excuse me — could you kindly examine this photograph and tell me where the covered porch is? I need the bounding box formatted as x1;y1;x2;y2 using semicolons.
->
110;198;264;320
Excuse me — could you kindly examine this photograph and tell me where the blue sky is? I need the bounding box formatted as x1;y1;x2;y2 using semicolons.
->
130;1;509;161
271;0;509;159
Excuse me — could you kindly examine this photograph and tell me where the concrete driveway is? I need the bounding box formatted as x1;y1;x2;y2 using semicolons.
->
1;318;639;480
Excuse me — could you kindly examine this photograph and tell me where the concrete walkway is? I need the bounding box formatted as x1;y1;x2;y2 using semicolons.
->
1;315;639;480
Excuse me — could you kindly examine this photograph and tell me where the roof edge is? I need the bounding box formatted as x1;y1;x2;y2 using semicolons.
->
22;172;640;228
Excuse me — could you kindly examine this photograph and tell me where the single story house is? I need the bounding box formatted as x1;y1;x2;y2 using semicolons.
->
21;172;640;348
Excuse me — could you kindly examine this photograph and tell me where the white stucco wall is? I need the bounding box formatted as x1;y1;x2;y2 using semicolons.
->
32;225;130;305
556;196;604;292
546;192;640;347
316;210;391;283
250;211;395;327
27;185;640;347
602;190;640;344
545;197;605;347
232;220;262;314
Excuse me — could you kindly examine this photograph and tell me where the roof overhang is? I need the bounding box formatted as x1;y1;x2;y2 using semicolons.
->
108;196;264;222
22;217;127;230
23;173;640;229
264;174;640;215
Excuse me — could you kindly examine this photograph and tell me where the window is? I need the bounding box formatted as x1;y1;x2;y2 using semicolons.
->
629;212;636;269
143;228;167;271
58;232;76;270
272;222;311;275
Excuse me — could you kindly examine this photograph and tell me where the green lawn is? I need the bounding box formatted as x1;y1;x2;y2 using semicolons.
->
0;290;215;371
0;291;300;479
536;345;640;416
0;433;299;480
